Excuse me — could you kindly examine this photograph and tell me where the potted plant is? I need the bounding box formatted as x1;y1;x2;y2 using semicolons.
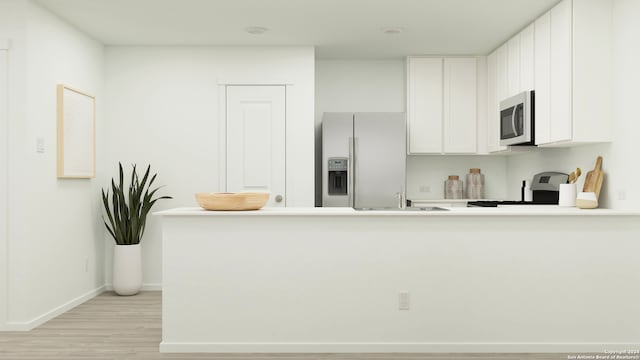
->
102;163;171;295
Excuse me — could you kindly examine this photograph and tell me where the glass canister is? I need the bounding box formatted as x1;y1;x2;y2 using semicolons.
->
465;168;485;199
444;175;463;199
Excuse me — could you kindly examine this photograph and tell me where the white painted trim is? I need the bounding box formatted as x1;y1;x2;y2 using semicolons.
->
217;84;226;192
1;286;106;331
0;48;8;329
160;342;639;353
104;283;162;291
216;80;292;86
140;284;162;291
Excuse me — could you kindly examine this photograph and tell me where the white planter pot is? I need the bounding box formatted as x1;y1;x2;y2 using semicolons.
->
113;244;142;296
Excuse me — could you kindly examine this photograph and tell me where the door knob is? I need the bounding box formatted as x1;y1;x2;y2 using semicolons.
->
275;195;283;203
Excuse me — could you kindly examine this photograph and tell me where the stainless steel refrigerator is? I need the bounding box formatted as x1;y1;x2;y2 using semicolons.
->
322;112;406;209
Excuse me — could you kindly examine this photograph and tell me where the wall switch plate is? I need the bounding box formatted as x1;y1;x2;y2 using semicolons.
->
419;185;431;193
398;292;410;310
618;191;627;201
36;137;45;154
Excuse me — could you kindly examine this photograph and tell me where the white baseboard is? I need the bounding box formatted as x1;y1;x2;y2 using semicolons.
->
159;342;640;353
104;283;162;291
3;285;106;331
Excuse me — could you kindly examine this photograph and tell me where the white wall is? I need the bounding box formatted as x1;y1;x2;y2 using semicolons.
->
506;145;611;205
408;156;507;200
0;0;26;330
0;0;105;329
315;59;508;203
103;46;315;287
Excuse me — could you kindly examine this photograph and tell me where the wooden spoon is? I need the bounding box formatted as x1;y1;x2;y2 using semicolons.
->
568;171;575;184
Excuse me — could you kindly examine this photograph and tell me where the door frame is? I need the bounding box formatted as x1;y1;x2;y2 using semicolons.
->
0;39;10;329
216;81;290;195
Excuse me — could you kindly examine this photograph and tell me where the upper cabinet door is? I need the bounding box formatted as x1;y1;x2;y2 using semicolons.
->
407;57;443;154
507;36;521;97
496;44;508;104
443;58;477;153
535;12;552;145
549;0;572;143
519;24;535;92
487;50;507;153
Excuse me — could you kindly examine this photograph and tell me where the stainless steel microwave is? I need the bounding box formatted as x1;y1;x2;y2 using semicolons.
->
499;90;534;146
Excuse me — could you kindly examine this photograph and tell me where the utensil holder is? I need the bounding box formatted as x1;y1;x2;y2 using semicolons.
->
558;183;577;207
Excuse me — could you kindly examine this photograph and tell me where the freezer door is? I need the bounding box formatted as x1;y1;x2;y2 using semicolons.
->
322;113;354;207
353;113;406;209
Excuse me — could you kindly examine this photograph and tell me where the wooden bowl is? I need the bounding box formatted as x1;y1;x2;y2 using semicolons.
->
195;192;270;211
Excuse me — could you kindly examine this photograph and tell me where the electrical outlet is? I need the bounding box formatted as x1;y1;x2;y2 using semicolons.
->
419;185;431;193
618;191;627;201
36;137;45;154
85;258;89;273
398;292;410;310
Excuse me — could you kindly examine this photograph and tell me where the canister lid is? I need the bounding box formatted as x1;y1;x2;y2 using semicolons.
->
470;168;481;174
448;175;459;180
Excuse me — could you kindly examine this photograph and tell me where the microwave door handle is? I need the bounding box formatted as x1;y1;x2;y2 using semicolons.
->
511;106;518;136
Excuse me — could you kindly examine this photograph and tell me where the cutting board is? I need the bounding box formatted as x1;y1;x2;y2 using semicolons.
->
583;156;604;199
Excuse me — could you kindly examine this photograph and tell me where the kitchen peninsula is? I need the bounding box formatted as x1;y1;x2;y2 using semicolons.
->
156;207;640;353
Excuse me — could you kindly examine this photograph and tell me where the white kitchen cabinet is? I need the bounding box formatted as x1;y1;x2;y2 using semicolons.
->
507;36;520;97
407;56;477;154
496;44;508;104
504;23;535;99
443;58;477;153
486;24;534;154
519;24;535;93
407;57;443;153
549;0;572;143
534;0;612;146
486;50;507;153
534;12;551;145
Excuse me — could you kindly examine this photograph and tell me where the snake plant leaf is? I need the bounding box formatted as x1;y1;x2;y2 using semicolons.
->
101;163;172;245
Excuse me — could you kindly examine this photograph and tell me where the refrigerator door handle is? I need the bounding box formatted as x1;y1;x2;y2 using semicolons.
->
348;137;355;208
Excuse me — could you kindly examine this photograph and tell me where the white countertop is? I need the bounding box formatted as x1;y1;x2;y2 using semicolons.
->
155;206;640;217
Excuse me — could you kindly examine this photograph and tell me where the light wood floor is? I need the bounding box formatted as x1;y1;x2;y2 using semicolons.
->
0;291;577;359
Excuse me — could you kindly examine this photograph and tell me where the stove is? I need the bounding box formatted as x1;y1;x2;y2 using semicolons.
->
467;200;552;207
468;171;570;207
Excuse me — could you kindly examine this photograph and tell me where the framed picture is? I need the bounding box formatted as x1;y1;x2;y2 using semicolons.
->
56;84;96;178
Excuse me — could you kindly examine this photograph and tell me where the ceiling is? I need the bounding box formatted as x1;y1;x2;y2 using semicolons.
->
35;0;561;59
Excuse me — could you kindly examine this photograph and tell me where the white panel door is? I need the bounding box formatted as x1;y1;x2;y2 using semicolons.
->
550;0;573;143
226;86;286;207
535;12;552;145
407;57;443;154
443;57;477;153
0;47;8;327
